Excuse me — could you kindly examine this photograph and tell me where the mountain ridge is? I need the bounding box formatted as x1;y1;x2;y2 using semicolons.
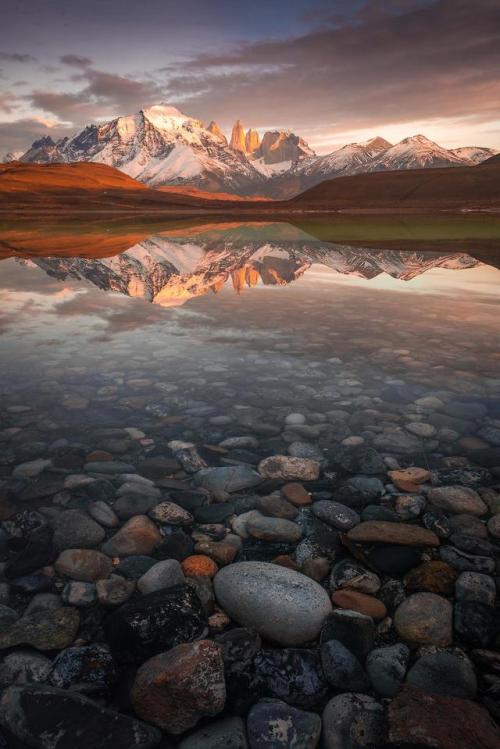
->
8;104;498;197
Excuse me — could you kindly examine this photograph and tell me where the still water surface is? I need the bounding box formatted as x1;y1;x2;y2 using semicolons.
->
1;216;500;466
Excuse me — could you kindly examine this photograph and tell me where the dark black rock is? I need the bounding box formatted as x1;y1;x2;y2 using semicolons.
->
247;698;321;748
194;502;235;523
80;479;116;502
361;505;400;522
5;525;56;579
240;539;297;562
332;445;385;475
320;639;368;691
115;556;157;580
10;573;53;595
432;467;491;488
1;510;47;542
320;610;375;663
50;644;117;693
454;601;498;647
253;648;328;709
449;534;498;557
364;544;422;574
155;530;194;561
168;490;207;512
0;684;161;748
51;446;87;470
217;627;262;714
423;510;451;538
334;476;384;509
103;584;207;661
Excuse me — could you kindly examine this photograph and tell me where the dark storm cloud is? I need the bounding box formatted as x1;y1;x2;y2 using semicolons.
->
164;0;500;131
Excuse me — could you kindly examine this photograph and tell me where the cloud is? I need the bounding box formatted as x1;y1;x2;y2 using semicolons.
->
0;52;37;63
162;0;500;135
28;67;165;124
60;54;93;68
0;117;73;155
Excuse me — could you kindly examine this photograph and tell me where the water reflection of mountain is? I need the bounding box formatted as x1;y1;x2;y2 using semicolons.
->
16;223;491;307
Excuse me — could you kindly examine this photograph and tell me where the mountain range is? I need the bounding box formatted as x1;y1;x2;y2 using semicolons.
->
7;104;498;197
11;223;490;308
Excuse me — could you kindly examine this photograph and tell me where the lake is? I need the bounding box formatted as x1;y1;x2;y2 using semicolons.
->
1;215;500;743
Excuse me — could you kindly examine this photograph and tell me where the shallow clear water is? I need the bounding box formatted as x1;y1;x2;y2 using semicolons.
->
1;217;500;465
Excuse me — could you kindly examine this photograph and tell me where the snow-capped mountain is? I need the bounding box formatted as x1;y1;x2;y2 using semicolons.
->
20;105;264;194
18;225;484;308
16;104;498;197
369;134;467;171
2;150;24;163
450;146;498;165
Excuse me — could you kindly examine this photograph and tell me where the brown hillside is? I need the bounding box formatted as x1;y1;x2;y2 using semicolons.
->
288;164;500;211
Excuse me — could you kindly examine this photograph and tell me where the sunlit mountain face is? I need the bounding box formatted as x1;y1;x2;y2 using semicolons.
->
2;220;500;308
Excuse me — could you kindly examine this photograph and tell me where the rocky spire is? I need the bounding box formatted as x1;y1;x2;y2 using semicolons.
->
207;121;227;144
230;120;247;153
245;128;260;154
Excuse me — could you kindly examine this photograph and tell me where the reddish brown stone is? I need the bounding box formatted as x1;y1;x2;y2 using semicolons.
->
281;483;312;506
388;467;430;492
86;450;113;462
331;589;387;620
182;554;218;578
131;640;226;734
272;554;301;571
194;541;237;566
348;521;440;547
388;685;500;748
405;561;457;596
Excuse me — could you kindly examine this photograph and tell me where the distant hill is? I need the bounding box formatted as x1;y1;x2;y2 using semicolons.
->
287;163;500;212
2;158;500;214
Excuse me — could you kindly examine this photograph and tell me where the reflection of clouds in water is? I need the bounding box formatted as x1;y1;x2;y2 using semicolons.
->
306;264;500;297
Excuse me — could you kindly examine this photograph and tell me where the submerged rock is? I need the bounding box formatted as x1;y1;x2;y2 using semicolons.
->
214;562;331;645
0;684;161;748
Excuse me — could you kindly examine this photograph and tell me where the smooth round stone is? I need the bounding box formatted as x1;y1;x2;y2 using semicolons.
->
366;644;410;697
149;501;193;526
406;651;477;699
258;456;320;482
404;561;457;596
405;422;436;438
137;559;185;594
427;486;487;516
214;562;332;646
246;513;302;543
55;549;113;582
312;501;360;531
256;495;298;520
87;501;119;529
285;413;307;426
247;698;321;749
322;693;385;749
487;515;500;538
394;593;452;646
0;605;18;627
455;571;496;606
51;510;105;551
331;590;386;620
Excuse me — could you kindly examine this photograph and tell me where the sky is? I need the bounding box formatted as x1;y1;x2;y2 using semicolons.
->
1;0;500;156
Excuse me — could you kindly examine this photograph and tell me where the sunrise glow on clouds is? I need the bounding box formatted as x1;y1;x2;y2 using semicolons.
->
1;0;500;155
